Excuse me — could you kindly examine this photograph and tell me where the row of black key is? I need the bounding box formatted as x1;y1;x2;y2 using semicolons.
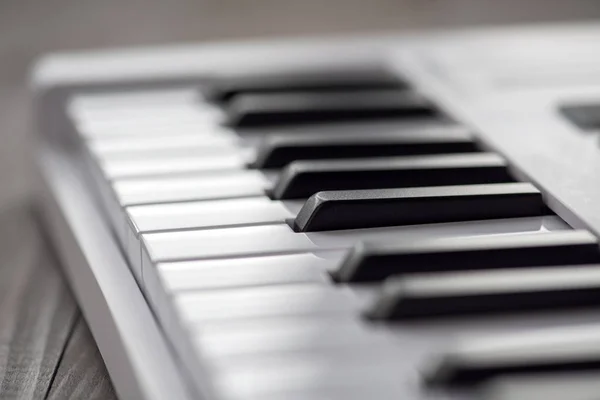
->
202;65;600;394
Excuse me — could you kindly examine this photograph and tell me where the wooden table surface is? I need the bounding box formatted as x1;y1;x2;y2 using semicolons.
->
1;2;599;399
0;203;116;399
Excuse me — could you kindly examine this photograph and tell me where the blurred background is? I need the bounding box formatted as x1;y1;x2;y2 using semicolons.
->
1;0;600;209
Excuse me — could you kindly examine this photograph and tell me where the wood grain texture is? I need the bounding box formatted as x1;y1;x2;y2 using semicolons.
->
0;204;115;399
46;316;116;400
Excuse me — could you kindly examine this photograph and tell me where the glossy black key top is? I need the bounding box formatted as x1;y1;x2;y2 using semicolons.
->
272;153;512;200
335;230;599;282
367;264;600;320
559;103;600;131
427;325;600;386
204;63;406;102
295;182;543;233
226;90;440;128
252;127;477;169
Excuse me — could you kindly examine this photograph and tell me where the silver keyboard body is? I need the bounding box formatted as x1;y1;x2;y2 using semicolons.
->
33;22;600;400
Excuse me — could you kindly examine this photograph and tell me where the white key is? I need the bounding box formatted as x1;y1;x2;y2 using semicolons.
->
144;252;343;336
73;101;218;118
213;349;407;400
78;119;227;139
249;388;408;400
77;113;225;135
115;170;270;206
68;88;201;112
193;316;387;359
88;133;239;156
158;252;337;292
142;216;569;264
76;106;218;124
144;223;317;262
125;197;293;272
174;284;357;324
99;151;249;179
146;249;343;315
128;197;298;234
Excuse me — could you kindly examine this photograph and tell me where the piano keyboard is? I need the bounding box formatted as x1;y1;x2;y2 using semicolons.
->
36;26;600;400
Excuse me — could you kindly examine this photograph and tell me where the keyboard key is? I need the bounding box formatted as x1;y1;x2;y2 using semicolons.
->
114;170;270;206
194;316;384;359
251;127;476;169
158;252;334;292
100;151;248;179
367;264;600;320
175;285;357;324
88;133;239;157
253;389;407;400
294;182;542;232
75;107;220;130
141;216;567;264
427;324;600;386
68;88;201;112
214;348;405;399
79;119;225;139
335;230;599;282
272;153;512;200
127;197;296;234
483;373;600;400
204;63;405;102
226;90;440;127
559;103;600;131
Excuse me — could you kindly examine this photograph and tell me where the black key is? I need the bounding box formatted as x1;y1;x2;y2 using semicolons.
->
252;127;477;169
367;264;600;320
559;103;600;131
226;90;440;128
483;373;600;400
272;153;512;200
427;325;600;386
295;182;543;233
334;230;599;282
204;63;406;102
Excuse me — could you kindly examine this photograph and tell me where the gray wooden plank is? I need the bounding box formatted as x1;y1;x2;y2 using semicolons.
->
0;203;116;399
46;315;117;400
0;204;79;399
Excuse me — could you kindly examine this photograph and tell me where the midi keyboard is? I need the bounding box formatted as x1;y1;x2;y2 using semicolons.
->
33;22;600;400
